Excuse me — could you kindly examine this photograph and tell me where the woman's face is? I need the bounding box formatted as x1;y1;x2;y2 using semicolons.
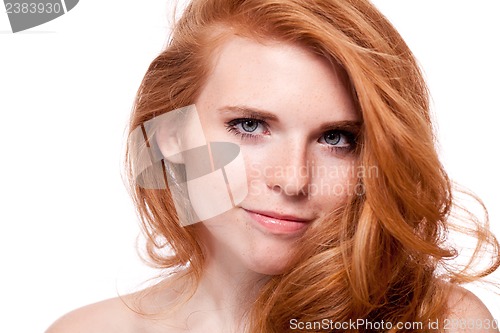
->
181;36;360;275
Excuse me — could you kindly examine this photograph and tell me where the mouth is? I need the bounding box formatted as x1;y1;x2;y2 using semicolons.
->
243;208;312;235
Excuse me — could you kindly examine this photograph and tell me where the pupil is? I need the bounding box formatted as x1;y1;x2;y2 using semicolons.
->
243;120;258;132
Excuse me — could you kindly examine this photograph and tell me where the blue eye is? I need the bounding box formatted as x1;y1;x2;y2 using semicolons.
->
240;119;259;132
225;118;268;140
320;130;356;152
324;131;342;145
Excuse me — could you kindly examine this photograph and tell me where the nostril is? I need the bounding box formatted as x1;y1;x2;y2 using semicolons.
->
266;180;310;197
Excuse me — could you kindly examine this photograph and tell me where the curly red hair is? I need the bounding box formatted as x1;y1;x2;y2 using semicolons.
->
125;1;499;331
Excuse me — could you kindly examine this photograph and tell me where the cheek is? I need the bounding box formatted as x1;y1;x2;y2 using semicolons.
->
184;142;249;224
186;171;234;222
311;160;360;200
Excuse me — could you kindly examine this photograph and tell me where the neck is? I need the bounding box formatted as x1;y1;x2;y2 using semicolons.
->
168;235;269;332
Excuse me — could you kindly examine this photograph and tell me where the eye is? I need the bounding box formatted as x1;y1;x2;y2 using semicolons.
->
319;130;356;152
225;118;269;140
324;131;343;145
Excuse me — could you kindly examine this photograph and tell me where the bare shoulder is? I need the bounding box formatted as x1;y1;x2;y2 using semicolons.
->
45;295;144;333
445;285;499;333
44;279;185;333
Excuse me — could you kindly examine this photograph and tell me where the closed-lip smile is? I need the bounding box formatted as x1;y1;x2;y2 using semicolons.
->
243;208;313;234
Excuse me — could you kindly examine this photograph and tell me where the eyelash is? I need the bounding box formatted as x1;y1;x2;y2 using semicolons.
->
224;117;358;153
225;117;267;141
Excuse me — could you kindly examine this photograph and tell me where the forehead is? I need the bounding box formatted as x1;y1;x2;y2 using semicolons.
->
196;35;358;123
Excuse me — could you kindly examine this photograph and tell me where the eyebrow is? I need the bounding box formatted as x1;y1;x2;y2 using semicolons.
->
318;120;362;134
217;105;279;122
217;105;362;132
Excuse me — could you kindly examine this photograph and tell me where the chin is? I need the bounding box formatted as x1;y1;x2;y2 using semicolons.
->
195;208;303;276
243;244;296;276
252;264;289;276
246;262;290;276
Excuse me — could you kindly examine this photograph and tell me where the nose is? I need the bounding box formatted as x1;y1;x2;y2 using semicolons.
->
264;139;311;197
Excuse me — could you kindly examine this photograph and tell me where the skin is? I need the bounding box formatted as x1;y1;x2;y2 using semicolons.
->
182;36;359;277
45;37;499;333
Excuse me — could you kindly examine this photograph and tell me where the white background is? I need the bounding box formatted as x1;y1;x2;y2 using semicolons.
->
0;1;498;332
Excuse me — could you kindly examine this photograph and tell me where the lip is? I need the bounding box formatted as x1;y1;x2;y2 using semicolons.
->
243;208;312;235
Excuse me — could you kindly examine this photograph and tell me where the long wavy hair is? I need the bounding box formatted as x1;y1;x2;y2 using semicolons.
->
125;0;499;331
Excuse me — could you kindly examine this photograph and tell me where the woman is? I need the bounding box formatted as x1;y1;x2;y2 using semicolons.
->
47;0;499;332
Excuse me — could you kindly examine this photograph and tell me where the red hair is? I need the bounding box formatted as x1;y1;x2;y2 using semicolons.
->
125;0;499;331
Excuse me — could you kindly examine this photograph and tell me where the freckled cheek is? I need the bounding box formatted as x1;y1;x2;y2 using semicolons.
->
240;157;262;197
308;159;360;200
